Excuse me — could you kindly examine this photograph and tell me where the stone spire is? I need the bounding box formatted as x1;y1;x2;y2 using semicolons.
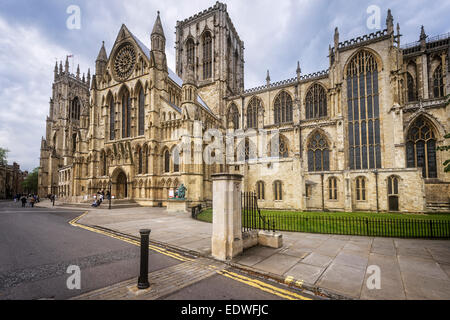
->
296;61;301;79
65;56;69;73
151;11;166;52
76;64;80;79
266;70;271;87
334;27;339;49
87;68;91;87
54;61;58;79
152;11;165;38
59;61;63;74
386;9;394;34
95;41;108;76
420;25;427;41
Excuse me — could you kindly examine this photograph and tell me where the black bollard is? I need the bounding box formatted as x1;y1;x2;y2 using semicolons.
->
138;229;151;289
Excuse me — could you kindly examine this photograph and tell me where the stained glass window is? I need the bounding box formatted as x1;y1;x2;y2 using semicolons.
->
122;89;131;138
109;97;115;141
347;51;381;169
433;65;444;98
227;103;240;129
406;116;437;178
203;32;212;80
407;72;417;102
164;150;170;173
247;97;261;129
186;38;194;66
138;88;145;136
274;91;293;124
306;83;327;119
307;132;330;172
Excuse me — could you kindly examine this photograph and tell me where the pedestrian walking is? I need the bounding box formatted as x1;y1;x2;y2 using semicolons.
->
30;196;35;208
20;196;27;208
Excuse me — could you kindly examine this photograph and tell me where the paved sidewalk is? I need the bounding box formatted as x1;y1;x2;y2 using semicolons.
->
39;201;450;300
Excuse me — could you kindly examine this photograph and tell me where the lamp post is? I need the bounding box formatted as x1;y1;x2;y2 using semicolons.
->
109;177;112;210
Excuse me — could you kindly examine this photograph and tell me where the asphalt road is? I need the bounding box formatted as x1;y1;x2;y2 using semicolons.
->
0;200;317;301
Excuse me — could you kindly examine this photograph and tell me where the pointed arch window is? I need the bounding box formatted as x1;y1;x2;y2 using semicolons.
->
203;32;212;80
433;64;444;98
306;84;327;119
102;151;107;176
121;89;131;138
109;97;115;140
144;145;149;174
256;181;265;200
173;147;180;173
227;103;240;129
307;132;330;172
71;97;81;120
138;88;145;136
137;147;143;174
274;91;293;124
407;72;417;102
247;97;261;129
270;134;289;158
164;150;170;173
347;50;381;170
406;116;437;178
186;38;195;66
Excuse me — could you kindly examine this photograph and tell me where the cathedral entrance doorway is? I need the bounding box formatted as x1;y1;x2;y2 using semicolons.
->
116;171;128;199
111;168;128;199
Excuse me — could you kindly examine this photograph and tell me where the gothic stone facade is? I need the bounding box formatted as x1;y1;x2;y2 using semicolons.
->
0;162;27;199
38;3;450;212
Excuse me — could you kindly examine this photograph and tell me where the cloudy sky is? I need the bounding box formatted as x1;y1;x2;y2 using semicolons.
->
0;0;448;171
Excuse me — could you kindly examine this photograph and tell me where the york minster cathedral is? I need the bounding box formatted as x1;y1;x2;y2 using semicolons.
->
38;2;449;213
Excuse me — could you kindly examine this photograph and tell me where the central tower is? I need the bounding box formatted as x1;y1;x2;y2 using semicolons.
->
175;2;244;121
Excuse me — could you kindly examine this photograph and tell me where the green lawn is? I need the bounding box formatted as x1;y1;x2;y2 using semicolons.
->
196;209;450;238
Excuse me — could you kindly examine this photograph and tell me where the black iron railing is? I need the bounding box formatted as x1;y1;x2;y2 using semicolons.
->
257;213;450;239
241;192;275;232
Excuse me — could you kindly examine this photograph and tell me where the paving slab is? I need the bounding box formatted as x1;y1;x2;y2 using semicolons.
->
333;250;369;270
427;248;450;265
396;247;433;260
402;272;450;300
301;252;333;268
252;254;302;275
317;262;366;299
284;263;325;284
397;255;449;280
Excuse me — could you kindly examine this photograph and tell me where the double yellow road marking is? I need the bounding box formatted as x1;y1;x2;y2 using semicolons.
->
69;211;192;262
218;270;312;300
69;211;312;300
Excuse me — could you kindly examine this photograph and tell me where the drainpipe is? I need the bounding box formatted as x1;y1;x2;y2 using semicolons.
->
321;173;325;211
375;170;379;213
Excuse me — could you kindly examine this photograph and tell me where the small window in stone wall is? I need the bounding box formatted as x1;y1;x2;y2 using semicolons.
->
329;177;338;200
356;176;366;201
274;181;282;201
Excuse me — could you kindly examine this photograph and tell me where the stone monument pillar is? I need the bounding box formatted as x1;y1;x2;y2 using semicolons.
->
211;173;243;261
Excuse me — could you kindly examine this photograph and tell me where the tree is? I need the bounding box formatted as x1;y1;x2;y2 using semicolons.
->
22;167;39;194
0;147;9;165
437;133;450;173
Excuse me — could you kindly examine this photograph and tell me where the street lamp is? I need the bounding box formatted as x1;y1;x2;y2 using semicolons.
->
109;177;112;210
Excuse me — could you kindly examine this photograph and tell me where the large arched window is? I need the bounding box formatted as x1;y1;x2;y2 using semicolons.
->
407;72;417;102
406;116;437;178
237;138;256;161
247;97;261;129
173;147;180;173
347;50;381;170
121;88;131;138
138;87;145;136
102;151;107;176
227;103;240;129
71;97;81;120
186;38;195;66
203;32;212;80
307;132;330;172
274;91;293;124
269;134;289;158
306;84;327;119
164;150;170;173
109;97;115;141
433;64;444;98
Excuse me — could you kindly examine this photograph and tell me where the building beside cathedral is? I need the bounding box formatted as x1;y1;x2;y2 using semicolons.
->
0;162;27;199
38;2;449;212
